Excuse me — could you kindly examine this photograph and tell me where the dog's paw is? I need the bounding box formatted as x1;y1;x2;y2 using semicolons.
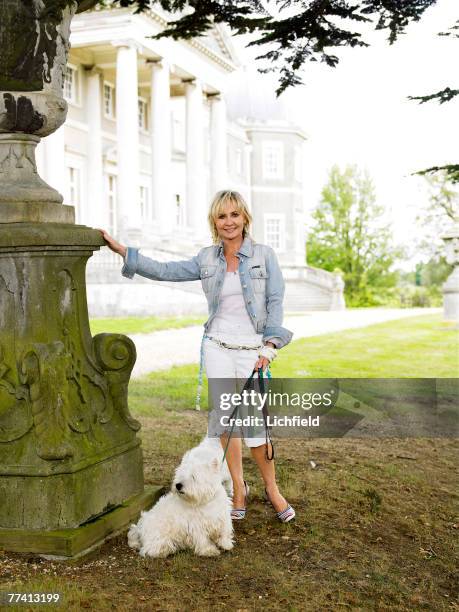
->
127;524;141;550
196;545;220;557
218;537;234;551
140;546;171;559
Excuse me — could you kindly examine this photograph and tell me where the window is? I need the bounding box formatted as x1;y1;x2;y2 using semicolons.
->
140;185;150;219
235;148;243;175
104;83;115;118
262;141;284;180
105;174;117;235
138;98;148;131
66;166;81;221
264;214;285;251
63;65;79;105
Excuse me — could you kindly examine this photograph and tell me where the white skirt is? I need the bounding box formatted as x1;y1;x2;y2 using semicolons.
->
203;332;269;448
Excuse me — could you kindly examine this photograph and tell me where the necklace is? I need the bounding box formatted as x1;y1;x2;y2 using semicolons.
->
225;252;239;275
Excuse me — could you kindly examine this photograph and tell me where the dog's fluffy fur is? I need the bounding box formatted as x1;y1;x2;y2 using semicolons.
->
128;437;234;558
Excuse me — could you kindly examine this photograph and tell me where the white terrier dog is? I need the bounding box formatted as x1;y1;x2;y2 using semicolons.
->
128;437;234;558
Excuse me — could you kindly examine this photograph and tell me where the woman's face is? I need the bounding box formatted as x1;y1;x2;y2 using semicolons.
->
214;200;245;241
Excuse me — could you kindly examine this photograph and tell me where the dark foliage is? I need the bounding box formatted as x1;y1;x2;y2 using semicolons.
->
108;0;437;94
95;1;456;181
415;165;459;185
408;87;459;105
408;20;458;182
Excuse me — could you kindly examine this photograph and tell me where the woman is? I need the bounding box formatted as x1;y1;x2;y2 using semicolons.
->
99;190;295;522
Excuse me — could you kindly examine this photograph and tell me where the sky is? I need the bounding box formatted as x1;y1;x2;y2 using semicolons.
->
234;0;459;269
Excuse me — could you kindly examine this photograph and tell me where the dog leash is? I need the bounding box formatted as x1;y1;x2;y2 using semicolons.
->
221;368;275;464
258;369;275;460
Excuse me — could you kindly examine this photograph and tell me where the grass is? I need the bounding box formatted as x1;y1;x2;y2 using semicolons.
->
274;313;458;378
130;314;459;417
2;420;457;611
89;315;205;336
1;313;457;611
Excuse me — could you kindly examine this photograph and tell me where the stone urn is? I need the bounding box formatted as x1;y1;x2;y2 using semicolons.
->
0;0;155;558
0;0;100;221
442;222;459;322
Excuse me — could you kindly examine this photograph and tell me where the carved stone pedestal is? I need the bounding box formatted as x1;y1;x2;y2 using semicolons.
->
0;223;155;557
442;224;459;322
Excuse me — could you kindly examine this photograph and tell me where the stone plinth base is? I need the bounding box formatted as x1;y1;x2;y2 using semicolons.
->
0;222;147;551
1;445;145;531
0;486;162;559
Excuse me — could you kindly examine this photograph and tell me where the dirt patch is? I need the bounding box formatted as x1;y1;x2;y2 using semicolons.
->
1;411;457;611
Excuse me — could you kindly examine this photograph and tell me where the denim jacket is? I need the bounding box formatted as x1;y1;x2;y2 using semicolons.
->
121;236;293;349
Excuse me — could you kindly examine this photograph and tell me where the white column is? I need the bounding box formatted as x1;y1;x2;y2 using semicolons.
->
86;69;104;228
43;125;66;199
150;60;173;235
185;79;206;234
209;94;227;195
115;42;142;241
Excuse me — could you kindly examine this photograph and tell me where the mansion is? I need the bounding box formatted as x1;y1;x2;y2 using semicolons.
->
36;5;344;316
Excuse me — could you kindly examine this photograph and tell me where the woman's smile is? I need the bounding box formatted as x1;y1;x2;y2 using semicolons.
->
215;203;245;240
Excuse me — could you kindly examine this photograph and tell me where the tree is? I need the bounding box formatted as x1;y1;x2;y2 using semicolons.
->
415;171;459;259
408;19;459;183
306;165;403;305
416;257;452;287
104;1;438;93
408;171;457;293
97;1;456;179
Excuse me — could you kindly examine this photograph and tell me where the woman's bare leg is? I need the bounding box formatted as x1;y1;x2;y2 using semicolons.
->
250;443;288;513
220;434;247;508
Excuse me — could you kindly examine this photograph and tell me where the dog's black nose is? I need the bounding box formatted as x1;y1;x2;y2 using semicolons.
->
175;483;183;491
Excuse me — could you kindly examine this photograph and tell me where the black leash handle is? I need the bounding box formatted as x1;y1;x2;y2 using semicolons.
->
257;368;275;461
222;369;275;463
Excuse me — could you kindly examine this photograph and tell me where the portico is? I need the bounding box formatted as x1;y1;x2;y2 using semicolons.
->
38;6;236;245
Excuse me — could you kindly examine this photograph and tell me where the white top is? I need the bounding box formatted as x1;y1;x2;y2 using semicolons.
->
208;271;263;344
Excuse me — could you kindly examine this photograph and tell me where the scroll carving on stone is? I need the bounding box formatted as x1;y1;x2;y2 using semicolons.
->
93;333;141;431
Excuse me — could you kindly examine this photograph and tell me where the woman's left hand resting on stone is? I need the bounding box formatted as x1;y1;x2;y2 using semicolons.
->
98;229;127;259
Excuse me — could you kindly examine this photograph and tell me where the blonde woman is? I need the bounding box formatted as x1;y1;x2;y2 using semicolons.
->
99;190;295;522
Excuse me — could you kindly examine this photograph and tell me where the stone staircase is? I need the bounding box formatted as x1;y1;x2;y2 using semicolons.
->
284;266;345;312
86;246;345;316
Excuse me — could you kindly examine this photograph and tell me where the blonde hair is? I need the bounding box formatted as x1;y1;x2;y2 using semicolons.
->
208;190;252;244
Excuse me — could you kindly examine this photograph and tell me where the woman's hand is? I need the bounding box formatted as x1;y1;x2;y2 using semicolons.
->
97;229;127;258
254;356;270;372
254;342;276;372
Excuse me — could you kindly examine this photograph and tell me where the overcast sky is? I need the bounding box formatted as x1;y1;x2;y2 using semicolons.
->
235;0;458;269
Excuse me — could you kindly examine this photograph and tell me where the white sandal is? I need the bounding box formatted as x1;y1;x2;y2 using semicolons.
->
231;481;250;520
265;488;296;523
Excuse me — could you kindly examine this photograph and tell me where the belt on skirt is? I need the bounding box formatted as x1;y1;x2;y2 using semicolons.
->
205;334;263;351
195;333;269;410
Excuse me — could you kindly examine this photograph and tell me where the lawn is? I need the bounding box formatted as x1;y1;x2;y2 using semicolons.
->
1;313;457;611
89;315;205;336
130;313;459;416
274;314;458;378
